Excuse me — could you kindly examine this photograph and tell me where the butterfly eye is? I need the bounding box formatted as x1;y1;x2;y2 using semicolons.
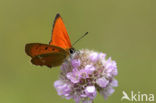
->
69;48;75;54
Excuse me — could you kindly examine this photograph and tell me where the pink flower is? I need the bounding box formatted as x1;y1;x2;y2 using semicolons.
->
54;49;118;103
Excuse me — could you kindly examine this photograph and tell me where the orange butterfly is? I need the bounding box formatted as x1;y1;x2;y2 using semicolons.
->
25;14;75;68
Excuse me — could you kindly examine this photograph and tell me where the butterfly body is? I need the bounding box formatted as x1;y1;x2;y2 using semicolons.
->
25;14;73;68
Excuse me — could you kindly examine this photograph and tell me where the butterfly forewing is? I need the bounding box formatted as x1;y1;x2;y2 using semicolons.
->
25;43;67;57
49;14;72;49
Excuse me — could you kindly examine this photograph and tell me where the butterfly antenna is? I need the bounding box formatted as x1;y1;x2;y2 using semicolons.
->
72;32;88;46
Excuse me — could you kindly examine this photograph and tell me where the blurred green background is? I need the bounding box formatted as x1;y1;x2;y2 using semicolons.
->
0;0;156;103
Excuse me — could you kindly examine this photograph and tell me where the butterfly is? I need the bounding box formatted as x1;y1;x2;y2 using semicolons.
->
25;14;75;68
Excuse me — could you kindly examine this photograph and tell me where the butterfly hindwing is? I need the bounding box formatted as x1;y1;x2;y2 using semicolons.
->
31;52;67;68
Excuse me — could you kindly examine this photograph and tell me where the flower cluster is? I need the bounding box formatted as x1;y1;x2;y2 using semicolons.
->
54;49;118;103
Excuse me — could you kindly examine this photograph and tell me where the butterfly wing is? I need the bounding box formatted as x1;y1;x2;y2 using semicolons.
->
31;52;67;68
25;43;69;68
25;43;67;57
49;14;72;49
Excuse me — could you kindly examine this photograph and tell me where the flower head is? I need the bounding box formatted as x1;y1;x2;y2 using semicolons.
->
54;49;118;103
